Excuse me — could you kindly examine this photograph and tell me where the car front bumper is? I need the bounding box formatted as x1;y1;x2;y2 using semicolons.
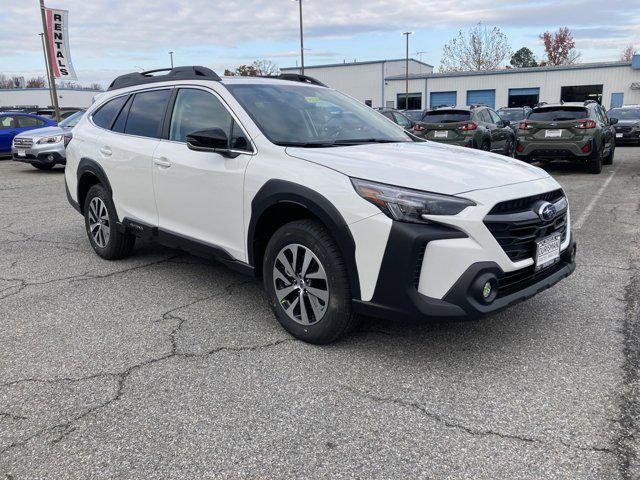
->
12;143;66;166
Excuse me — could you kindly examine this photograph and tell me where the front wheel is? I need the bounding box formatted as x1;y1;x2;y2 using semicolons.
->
263;220;359;344
83;184;135;260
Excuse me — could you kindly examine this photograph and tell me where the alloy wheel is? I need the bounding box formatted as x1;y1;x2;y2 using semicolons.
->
88;197;110;248
272;243;329;325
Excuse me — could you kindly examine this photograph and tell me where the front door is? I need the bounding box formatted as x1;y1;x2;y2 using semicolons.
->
152;87;254;262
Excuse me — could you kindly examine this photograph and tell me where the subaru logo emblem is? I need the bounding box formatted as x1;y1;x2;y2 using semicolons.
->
537;202;556;221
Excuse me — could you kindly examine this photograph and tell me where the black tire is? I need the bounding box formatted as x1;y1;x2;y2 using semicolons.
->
603;143;615;166
262;219;359;344
503;137;515;157
33;164;54;171
586;143;603;174
480;140;490;151
83;184;135;260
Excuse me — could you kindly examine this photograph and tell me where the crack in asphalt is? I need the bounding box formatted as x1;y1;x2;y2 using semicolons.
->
341;385;616;456
0;412;27;422
0;277;294;455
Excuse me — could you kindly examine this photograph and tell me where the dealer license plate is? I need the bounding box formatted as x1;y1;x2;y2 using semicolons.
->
616;133;623;138
535;234;561;270
545;129;562;138
17;149;26;157
434;130;448;139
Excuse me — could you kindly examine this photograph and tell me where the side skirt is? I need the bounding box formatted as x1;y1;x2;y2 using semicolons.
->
121;218;255;277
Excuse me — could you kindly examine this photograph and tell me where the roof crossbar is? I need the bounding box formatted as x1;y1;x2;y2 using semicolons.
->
108;66;221;91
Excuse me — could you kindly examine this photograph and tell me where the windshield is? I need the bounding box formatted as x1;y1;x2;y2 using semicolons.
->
608;108;640;120
528;107;587;121
422;110;470;124
498;109;526;122
59;110;85;128
226;83;411;146
403;110;424;122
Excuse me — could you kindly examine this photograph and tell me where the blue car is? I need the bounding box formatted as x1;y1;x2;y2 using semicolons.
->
0;112;57;156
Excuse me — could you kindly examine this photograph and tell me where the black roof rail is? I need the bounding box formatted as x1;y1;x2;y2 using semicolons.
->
261;73;327;87
107;66;221;91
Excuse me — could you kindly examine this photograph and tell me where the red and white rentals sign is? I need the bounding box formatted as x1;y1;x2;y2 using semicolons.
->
45;8;77;80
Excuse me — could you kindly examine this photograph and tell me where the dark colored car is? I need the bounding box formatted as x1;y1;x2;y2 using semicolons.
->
413;105;515;156
515;101;617;174
607;106;640;145
497;107;532;133
0;112;57;157
376;108;415;131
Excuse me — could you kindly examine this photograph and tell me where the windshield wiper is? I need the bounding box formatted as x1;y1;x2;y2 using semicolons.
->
277;141;339;148
332;138;403;145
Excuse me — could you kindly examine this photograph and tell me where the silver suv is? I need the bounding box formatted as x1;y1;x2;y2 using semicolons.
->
12;110;85;170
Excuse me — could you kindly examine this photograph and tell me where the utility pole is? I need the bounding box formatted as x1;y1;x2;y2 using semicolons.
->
39;0;61;122
169;51;174;68
294;0;305;75
38;33;55;108
402;32;413;110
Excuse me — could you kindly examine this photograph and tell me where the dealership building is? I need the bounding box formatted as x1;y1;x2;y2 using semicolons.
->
282;54;640;111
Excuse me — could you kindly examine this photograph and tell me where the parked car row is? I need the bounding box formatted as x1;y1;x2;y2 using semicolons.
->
0;112;57;156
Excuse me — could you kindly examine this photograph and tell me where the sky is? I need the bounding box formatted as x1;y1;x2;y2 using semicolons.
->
1;0;639;87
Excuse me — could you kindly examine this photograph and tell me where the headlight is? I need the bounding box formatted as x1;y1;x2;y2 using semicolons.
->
37;135;64;144
351;178;475;223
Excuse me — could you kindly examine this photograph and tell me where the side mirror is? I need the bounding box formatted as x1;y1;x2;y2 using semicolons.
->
609;117;619;125
186;128;236;157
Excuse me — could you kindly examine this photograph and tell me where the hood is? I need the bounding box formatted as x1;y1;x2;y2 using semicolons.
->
286;141;549;195
15;126;64;139
616;119;640;127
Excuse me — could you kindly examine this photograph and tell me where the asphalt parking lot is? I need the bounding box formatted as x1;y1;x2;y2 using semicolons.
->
1;147;639;479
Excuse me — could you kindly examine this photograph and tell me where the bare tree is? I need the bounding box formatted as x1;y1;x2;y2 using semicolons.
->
224;59;279;77
539;27;581;66
26;76;46;88
621;45;637;62
439;23;511;72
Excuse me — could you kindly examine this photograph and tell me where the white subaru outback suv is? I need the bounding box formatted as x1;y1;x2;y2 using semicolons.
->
65;66;576;344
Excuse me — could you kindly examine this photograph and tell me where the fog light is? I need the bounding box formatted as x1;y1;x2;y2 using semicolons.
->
581;143;591;154
473;273;498;304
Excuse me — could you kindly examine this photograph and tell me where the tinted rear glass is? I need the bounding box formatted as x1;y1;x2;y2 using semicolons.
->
124;89;171;138
498;109;526;122
422;110;470;123
528;107;587;121
403;110;424;122
608;108;640;120
92;95;128;129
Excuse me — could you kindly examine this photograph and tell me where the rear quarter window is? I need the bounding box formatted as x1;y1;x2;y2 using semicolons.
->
92;95;129;129
528;107;587;121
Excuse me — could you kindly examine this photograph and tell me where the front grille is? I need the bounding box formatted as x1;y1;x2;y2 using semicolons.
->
616;126;633;133
496;262;565;298
13;137;33;148
488;189;564;215
484;191;568;262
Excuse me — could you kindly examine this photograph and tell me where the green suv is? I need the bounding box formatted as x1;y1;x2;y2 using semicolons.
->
514;101;617;174
413;105;515;156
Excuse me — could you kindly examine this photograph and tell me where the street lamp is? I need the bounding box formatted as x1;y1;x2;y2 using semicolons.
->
293;0;304;75
169;51;174;68
402;32;414;110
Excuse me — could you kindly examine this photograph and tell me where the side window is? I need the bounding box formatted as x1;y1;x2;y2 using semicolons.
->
18;116;45;127
169;89;233;143
0;116;17;130
477;110;490;123
125;89;172;138
92;95;129;130
230;121;251;151
382;112;395;122
112;96;133;133
488;110;502;124
394;112;412;128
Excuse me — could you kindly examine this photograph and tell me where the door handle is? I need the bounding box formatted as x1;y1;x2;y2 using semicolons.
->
99;146;112;157
153;157;171;168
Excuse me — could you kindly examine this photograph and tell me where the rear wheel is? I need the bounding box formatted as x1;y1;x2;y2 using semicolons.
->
83;184;135;260
480;140;490;151
263;219;359;344
586;142;603;174
504;138;515;157
603;143;615;166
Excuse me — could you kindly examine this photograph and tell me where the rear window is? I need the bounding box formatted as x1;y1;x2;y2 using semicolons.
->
528;107;587;121
422;110;470;123
608;108;640;120
92;95;128;129
403;110;424;122
498;109;526;122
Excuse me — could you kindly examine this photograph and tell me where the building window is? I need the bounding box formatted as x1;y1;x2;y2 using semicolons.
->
560;85;603;104
365;99;373;107
508;88;540;108
397;93;421;110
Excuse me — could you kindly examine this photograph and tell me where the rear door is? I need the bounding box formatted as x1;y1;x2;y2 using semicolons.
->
596;105;615;152
487;109;508;151
152;87;254;261
0;115;18;152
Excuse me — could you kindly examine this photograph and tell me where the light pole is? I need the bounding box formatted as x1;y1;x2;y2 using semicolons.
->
293;0;304;75
169;51;174;68
402;32;413;110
